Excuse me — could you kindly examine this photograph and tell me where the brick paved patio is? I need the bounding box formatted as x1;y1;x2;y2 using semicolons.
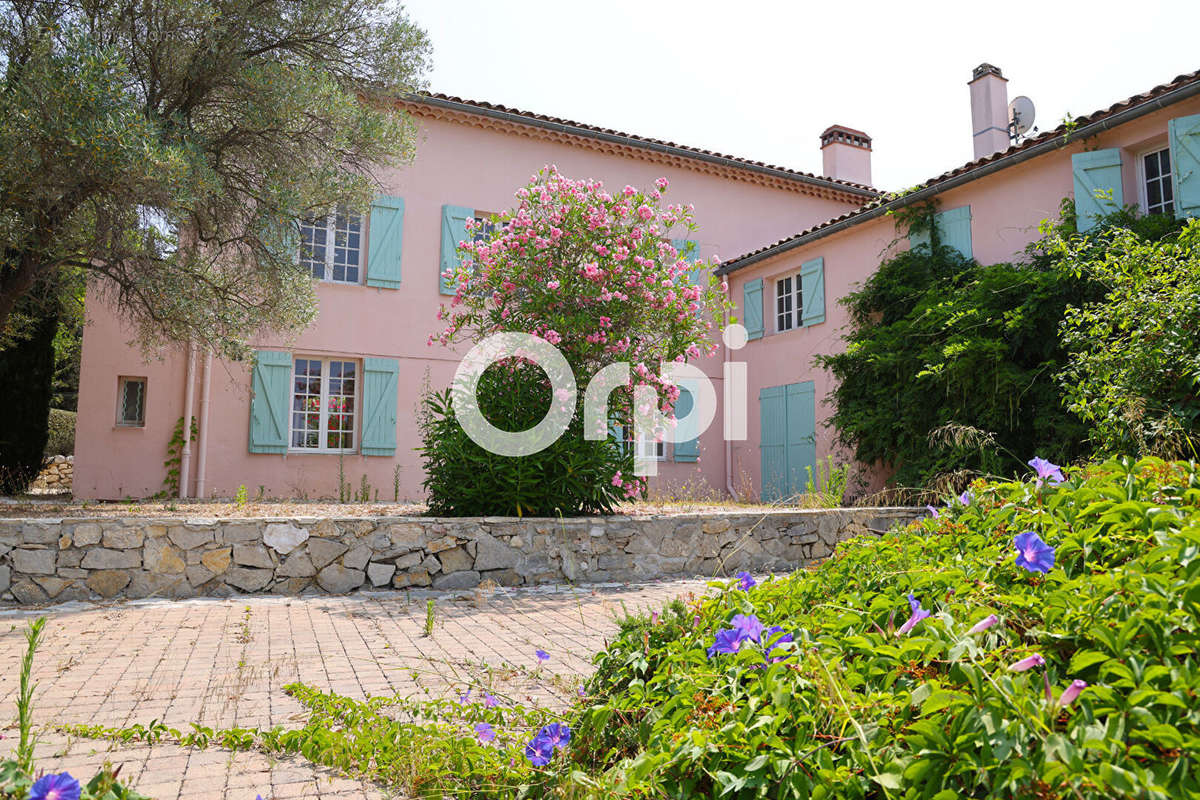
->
0;578;713;799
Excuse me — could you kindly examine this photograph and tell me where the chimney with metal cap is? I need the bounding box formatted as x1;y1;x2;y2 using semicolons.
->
820;125;872;187
969;63;1010;160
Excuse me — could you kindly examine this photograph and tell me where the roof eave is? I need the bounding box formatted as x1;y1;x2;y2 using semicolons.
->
717;74;1200;275
400;93;880;200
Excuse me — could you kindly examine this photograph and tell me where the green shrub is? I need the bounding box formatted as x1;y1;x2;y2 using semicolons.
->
1057;218;1200;459
44;408;75;456
568;457;1200;799
419;361;633;516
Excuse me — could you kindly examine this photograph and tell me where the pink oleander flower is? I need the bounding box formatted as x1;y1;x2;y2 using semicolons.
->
655;177;669;191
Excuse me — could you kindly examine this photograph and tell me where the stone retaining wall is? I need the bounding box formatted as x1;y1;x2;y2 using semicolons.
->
0;508;923;604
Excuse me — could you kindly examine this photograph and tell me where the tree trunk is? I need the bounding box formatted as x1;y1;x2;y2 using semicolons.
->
0;290;58;494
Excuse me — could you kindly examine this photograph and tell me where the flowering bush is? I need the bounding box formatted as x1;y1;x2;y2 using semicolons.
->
421;167;731;514
569;457;1200;798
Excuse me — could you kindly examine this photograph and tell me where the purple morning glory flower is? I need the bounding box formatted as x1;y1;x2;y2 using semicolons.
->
706;627;743;658
926;505;940;518
483;692;498;708
474;722;496;743
895;593;931;637
1058;679;1088;708
1028;456;1065;486
539;722;571;750
525;737;552;766
1014;531;1056;574
458;688;472;704
966;614;999;634
535;649;549;663
958;489;973;505
1008;653;1046;672
763;626;794;662
736;571;756;591
729;614;764;643
28;773;81;800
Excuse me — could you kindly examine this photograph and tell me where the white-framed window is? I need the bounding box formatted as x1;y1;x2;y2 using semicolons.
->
620;425;664;460
775;273;803;332
299;207;363;284
473;215;498;242
290;357;359;453
1139;147;1175;217
116;377;146;427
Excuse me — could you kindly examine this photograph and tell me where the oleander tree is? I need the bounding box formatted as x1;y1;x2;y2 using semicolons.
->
0;0;430;490
420;167;731;515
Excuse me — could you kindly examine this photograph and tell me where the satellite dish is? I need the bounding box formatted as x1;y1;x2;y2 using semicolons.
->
1009;96;1036;138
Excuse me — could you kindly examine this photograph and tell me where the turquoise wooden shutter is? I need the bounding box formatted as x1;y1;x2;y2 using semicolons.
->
938;206;973;259
743;278;764;340
759;385;786;502
1169;113;1200;220
784;381;817;497
360;357;399;456
908;207;971;258
673;383;699;462
672;238;706;284
365;196;404;288
1072;149;1124;232
248;350;291;454
800;257;825;327
440;205;473;295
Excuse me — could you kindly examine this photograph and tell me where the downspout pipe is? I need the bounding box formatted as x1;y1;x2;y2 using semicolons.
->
178;342;196;499
194;350;213;499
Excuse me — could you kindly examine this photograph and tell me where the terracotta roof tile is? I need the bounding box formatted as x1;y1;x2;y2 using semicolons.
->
400;92;881;197
719;67;1200;273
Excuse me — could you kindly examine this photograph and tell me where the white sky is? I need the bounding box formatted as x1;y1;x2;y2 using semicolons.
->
401;0;1200;190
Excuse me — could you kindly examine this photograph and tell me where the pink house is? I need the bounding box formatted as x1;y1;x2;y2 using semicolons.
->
74;64;1200;502
74;93;874;500
719;64;1200;499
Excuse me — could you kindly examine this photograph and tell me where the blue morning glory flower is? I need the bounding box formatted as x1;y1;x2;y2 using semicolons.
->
958;489;973;505
926;505;940;518
706;627;743;658
735;571;756;591
535;649;549;663
1014;531;1056;573
474;722;495;743
483;692;498;708
895;593;931;636
763;625;795;662
28;773;81;800
1028;456;1065;486
524;722;570;765
539;722;571;750
729;613;764;643
524;736;552;766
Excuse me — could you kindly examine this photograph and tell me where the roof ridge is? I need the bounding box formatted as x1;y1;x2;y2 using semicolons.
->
398;91;881;198
719;66;1200;273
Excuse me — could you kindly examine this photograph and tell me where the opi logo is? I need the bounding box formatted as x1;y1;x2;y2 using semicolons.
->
451;325;749;476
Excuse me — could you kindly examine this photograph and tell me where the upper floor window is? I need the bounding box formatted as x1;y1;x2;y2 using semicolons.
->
775;274;802;332
291;357;358;452
300;207;363;284
116;377;146;427
1141;148;1174;216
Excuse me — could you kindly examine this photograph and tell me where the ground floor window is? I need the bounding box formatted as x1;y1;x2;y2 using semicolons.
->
291;357;358;452
117;377;146;427
616;423;664;461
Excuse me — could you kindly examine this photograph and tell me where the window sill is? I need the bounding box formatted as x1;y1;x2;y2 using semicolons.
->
113;424;145;430
286;449;360;456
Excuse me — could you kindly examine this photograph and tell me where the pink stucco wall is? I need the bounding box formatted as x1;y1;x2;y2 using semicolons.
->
75;109;863;500
726;96;1200;499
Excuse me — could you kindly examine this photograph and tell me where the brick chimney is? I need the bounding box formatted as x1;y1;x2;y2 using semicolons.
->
969;63;1010;160
820;125;872;187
